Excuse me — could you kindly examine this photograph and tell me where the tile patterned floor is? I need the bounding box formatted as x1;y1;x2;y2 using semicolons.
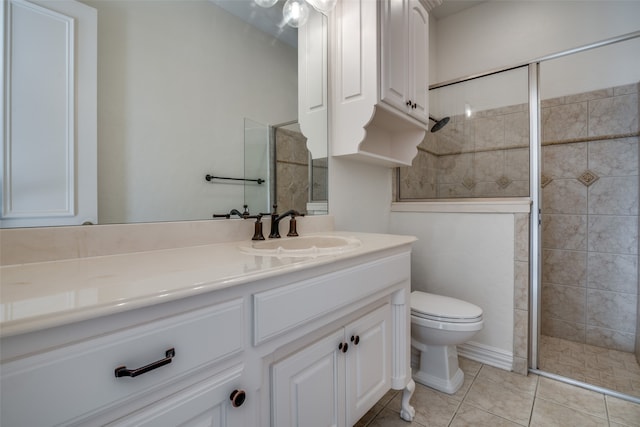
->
539;335;640;399
355;357;640;426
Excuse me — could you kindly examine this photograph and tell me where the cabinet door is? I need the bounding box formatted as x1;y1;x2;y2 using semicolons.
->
407;0;429;123
271;330;345;427
345;304;392;426
108;365;250;427
1;0;97;228
380;0;409;111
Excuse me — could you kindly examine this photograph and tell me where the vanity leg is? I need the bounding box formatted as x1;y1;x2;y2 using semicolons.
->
400;378;416;422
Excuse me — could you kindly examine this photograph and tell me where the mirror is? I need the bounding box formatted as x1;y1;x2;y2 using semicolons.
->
2;0;327;227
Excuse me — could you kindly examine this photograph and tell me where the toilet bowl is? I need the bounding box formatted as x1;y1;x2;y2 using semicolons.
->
410;291;483;394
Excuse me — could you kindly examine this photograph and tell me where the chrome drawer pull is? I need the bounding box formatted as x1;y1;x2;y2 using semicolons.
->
114;348;175;378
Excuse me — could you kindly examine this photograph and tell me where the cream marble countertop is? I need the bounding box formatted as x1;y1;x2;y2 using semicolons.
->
0;232;416;338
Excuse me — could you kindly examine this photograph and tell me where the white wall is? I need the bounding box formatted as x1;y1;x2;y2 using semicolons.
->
432;0;640;84
84;0;297;224
329;158;392;232
389;211;515;353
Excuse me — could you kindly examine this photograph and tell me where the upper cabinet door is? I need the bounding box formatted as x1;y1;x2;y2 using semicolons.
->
379;0;428;124
298;8;328;160
407;0;428;123
1;0;97;228
380;0;409;111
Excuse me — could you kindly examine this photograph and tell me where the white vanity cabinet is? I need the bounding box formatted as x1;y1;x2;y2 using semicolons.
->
380;0;429;124
271;304;391;427
331;0;432;167
0;233;415;426
0;298;249;427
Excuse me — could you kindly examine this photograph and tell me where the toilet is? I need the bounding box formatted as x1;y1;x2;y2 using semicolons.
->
410;291;483;394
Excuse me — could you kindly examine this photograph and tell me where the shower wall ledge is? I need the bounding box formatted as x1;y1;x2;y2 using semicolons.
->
391;198;532;214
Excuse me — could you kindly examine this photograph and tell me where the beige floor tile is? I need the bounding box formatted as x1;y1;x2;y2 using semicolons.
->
584;342;610;355
530;398;608;427
458;357;482;377
450;373;474;402
389;383;459;427
476;364;538;395
449;403;523;427
365;407;426;427
464;377;535;425
606;396;640;427
585;353;616;374
536;377;607;418
544;361;587;381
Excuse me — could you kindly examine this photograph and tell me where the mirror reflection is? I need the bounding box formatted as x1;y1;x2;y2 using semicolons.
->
1;0;327;228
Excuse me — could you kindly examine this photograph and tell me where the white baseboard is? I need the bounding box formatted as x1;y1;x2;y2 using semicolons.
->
457;341;513;371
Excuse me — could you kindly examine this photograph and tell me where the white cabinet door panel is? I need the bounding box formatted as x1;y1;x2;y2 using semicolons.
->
271;329;344;427
345;304;391;426
1;0;97;227
380;0;408;110
407;0;428;123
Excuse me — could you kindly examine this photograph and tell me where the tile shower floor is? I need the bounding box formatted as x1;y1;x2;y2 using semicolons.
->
539;335;640;399
355;356;640;426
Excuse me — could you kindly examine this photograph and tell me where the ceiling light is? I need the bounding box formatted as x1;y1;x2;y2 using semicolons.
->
253;0;335;28
282;0;310;28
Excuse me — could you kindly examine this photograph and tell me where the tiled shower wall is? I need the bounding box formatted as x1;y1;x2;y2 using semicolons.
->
398;105;530;199
398;82;640;353
541;83;639;352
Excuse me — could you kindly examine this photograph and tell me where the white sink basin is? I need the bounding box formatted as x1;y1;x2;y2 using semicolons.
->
239;235;361;257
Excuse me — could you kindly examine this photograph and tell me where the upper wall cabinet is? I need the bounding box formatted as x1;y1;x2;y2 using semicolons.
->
331;0;435;167
380;0;429;124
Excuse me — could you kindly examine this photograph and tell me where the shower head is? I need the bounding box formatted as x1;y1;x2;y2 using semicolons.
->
429;116;450;133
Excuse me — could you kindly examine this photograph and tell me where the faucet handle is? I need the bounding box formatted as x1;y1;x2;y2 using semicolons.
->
287;216;298;237
247;214;265;241
286;211;305;237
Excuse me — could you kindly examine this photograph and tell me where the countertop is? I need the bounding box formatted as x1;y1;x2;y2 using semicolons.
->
0;232;416;338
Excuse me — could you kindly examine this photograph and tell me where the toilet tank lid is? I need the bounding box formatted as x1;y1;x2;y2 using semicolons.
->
410;291;483;320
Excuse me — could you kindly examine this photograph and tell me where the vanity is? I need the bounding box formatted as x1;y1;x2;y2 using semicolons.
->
0;227;416;426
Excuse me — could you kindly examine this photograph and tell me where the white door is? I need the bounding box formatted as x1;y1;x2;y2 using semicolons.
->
345;304;392;426
271;329;345;427
1;0;97;228
407;0;428;124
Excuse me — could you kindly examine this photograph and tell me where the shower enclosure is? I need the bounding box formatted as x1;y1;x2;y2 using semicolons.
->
397;32;640;402
536;36;640;399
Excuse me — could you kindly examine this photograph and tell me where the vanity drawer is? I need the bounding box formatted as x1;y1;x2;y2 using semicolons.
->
0;298;244;427
253;252;410;345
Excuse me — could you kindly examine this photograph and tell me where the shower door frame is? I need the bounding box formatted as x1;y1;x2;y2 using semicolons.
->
528;31;640;403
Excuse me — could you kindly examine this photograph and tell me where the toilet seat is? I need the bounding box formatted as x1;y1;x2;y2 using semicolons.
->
410;291;483;324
